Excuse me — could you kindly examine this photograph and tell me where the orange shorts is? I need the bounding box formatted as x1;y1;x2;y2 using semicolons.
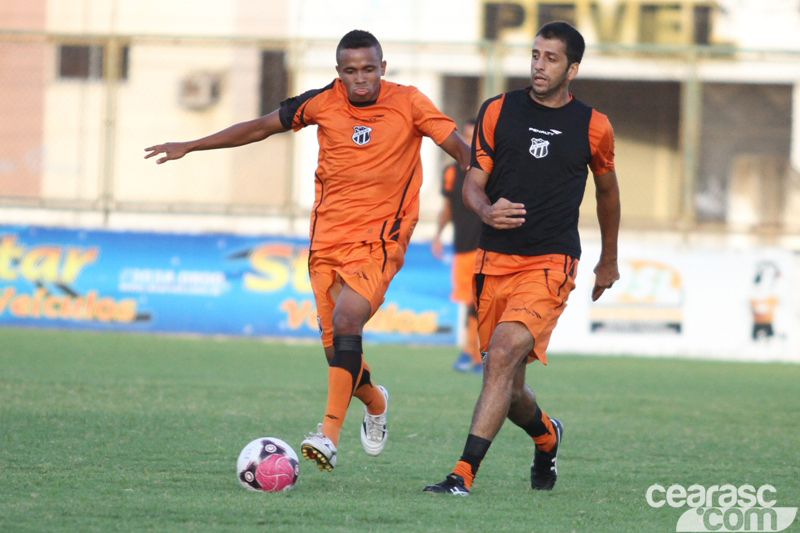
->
451;250;478;304
474;256;577;365
309;239;407;347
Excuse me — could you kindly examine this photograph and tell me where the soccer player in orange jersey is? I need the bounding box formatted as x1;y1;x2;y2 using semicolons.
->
145;30;471;472
424;22;620;495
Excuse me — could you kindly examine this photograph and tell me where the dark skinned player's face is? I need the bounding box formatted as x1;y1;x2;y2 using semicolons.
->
336;46;386;103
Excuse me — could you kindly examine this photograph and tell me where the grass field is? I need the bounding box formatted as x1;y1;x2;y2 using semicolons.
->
1;327;798;533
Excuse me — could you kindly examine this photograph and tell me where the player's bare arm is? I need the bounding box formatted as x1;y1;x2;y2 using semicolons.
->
591;169;621;301
438;130;471;172
144;109;288;164
462;167;526;230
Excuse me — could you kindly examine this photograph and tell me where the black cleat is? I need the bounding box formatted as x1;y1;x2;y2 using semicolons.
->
423;474;470;496
530;417;563;490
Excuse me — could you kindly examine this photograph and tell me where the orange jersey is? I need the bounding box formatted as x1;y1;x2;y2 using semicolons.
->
279;79;456;250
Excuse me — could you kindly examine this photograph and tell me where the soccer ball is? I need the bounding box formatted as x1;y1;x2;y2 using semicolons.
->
236;437;300;492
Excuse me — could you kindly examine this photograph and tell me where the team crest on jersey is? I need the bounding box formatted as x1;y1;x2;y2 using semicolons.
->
529;137;549;159
352;125;372;146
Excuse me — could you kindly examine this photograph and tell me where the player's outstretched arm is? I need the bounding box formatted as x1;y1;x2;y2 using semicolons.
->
463;168;525;230
144;110;288;164
438;130;471;172
592;169;621;301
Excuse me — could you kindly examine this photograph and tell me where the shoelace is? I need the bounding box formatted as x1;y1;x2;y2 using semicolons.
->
446;475;468;493
306;423;326;440
364;414;386;441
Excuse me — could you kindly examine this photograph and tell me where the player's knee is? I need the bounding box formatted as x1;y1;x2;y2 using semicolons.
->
483;346;517;374
331;311;365;336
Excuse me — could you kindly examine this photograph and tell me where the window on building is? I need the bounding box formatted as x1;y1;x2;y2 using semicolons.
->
693;5;712;45
260;50;288;116
57;44;129;80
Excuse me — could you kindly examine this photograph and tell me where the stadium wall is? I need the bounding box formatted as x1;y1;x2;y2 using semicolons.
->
0;225;796;362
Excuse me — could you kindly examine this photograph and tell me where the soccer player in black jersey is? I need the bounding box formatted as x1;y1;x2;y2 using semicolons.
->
424;22;620;495
432;119;484;373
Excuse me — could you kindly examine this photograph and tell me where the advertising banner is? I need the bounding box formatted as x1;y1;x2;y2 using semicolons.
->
1;225;796;362
553;240;798;362
0;226;458;345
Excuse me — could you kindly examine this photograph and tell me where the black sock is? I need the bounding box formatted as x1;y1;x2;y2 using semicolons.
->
459;434;492;475
356;366;371;389
517;406;550;438
331;334;363;392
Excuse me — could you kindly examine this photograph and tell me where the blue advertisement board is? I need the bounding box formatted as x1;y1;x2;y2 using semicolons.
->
0;226;458;344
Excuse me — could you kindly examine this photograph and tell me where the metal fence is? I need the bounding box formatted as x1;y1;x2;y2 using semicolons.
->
1;29;799;239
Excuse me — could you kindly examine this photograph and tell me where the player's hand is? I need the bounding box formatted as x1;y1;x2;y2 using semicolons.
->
481;198;525;229
591;259;620;301
431;237;444;259
144;142;190;164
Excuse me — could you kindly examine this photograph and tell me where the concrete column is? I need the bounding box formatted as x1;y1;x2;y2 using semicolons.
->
679;49;701;229
792;82;800;175
783;82;800;229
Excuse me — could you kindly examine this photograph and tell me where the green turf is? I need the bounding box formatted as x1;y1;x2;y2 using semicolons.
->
1;327;798;532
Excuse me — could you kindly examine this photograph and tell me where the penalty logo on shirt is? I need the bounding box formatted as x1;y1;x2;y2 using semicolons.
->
352;125;373;146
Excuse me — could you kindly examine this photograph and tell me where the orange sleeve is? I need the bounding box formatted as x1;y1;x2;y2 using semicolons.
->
410;89;457;144
588;109;615;176
472;95;504;175
290;96;320;131
278;81;338;131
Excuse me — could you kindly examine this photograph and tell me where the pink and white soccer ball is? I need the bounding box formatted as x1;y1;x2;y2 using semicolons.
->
236;437;299;492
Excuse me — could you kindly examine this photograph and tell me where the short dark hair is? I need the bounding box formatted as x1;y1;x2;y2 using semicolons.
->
336;30;383;62
536;22;585;65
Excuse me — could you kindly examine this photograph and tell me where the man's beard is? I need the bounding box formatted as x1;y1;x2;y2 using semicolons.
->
532;68;570;99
